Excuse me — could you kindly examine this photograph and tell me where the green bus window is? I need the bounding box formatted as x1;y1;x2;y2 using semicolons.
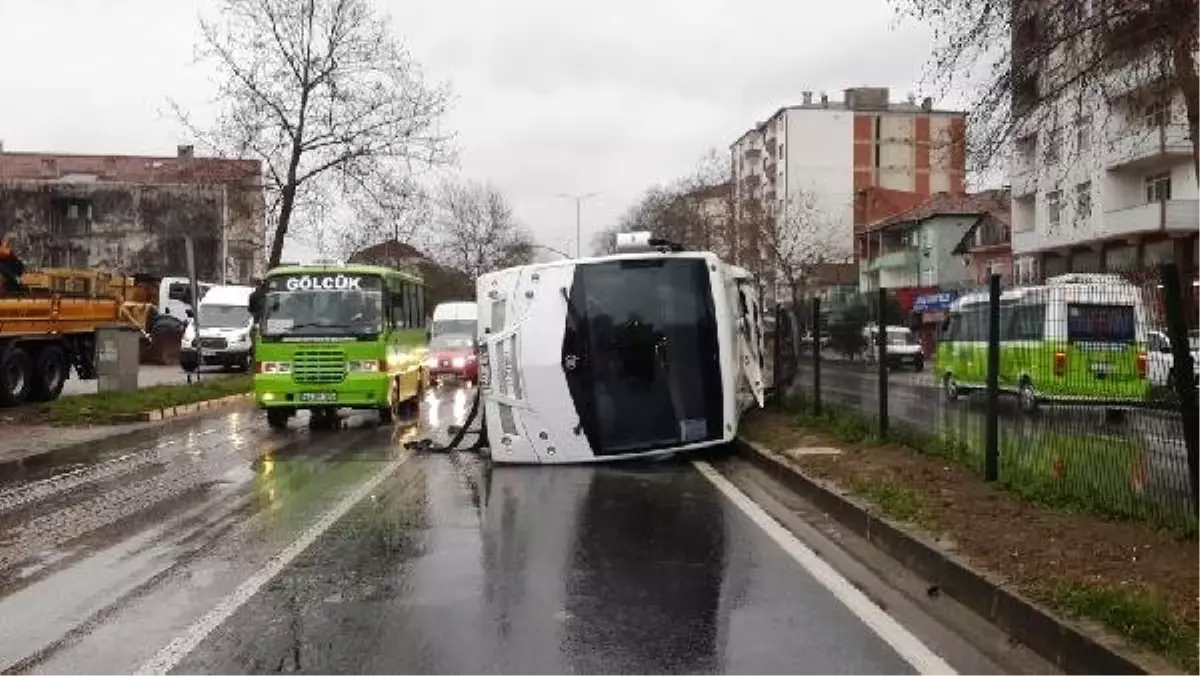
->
405;283;418;328
384;285;396;328
415;285;426;328
398;284;412;328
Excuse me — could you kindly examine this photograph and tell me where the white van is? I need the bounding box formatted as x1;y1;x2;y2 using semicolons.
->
430;301;478;339
181;284;256;372
863;324;925;371
159;276;215;328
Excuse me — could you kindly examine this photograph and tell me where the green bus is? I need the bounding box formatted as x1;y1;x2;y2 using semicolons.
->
252;264;428;429
935;273;1152;413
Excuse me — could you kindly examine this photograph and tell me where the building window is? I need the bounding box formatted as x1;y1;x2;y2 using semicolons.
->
1075;115;1091;153
1046;190;1062;232
778;143;784;159
1144;98;1171;127
1074;181;1092;225
1145;173;1172;202
50;198;93;237
1043;127;1061;164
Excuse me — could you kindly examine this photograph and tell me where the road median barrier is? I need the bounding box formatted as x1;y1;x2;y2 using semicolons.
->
733;435;1171;675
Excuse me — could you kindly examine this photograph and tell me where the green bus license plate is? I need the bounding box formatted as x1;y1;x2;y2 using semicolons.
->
299;392;337;403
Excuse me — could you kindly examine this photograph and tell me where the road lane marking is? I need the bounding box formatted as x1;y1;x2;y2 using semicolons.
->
134;455;409;675
692;460;957;676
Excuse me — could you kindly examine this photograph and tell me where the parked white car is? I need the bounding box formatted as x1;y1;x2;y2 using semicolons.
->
1146;329;1200;388
863;324;925;371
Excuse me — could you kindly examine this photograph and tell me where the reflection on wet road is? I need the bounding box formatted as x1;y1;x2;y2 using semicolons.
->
0;383;1005;674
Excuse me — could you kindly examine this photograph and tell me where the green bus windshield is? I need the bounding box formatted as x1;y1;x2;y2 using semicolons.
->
261;272;384;337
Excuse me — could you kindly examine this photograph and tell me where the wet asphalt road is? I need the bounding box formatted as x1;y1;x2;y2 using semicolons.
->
0;383;1022;674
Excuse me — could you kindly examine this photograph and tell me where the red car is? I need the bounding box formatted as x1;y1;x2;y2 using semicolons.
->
424;334;479;385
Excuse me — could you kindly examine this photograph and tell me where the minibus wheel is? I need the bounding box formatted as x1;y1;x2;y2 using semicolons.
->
1018;379;1039;414
943;373;960;401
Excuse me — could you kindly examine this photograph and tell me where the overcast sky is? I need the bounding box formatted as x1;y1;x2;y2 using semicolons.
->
0;0;959;262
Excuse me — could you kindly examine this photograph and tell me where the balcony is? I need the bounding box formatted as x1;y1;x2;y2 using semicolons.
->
866;248;918;271
1106;123;1192;172
1103;200;1199;237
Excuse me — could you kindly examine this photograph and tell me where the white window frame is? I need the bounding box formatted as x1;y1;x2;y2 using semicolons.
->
1145;173;1172;203
1074;181;1092;225
1044;127;1061;164
1046;190;1062;231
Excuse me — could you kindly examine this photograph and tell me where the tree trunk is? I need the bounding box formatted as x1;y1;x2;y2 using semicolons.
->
1168;6;1199;181
268;184;296;268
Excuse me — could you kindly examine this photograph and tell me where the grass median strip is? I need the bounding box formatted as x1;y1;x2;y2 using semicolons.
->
42;375;253;425
742;403;1199;673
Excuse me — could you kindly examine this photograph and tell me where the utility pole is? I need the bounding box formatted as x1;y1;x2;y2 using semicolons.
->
221;184;229;284
557;192;599;257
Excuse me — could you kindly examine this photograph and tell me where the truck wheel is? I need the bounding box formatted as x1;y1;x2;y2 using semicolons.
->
0;346;34;407
74;337;97;380
30;345;68;402
266;409;291;430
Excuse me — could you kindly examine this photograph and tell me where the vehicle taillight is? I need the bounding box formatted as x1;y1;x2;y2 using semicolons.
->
1137;351;1148;379
1053;351;1067;376
255;360;264;373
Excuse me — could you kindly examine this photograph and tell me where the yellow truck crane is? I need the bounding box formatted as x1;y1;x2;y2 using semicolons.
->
0;239;154;406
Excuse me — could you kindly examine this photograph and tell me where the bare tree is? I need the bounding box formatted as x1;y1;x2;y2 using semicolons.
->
594;148;733;255
892;0;1198;176
759;192;846;305
175;0;455;269
434;180;534;279
333;183;432;262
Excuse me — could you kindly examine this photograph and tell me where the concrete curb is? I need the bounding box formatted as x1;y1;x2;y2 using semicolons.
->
105;393;253;424
733;435;1161;676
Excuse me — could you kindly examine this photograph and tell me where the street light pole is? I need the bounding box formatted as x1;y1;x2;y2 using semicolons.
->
557;192;599;257
221;184;229;284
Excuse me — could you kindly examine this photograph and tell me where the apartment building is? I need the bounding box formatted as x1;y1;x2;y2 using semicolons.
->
730;87;968;266
677;181;736;261
0;144;264;283
1007;6;1198;282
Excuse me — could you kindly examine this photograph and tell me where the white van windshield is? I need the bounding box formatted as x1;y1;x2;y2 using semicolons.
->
199;304;251;328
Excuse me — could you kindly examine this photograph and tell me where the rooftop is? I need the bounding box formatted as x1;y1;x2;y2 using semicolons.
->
0;145;261;185
681;181;733;201
866;189;1012;232
731;87;966;147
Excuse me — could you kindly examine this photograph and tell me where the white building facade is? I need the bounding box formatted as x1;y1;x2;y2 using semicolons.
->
1008;34;1198;282
730;88;967;301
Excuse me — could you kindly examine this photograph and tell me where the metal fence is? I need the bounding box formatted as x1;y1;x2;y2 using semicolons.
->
768;264;1199;530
